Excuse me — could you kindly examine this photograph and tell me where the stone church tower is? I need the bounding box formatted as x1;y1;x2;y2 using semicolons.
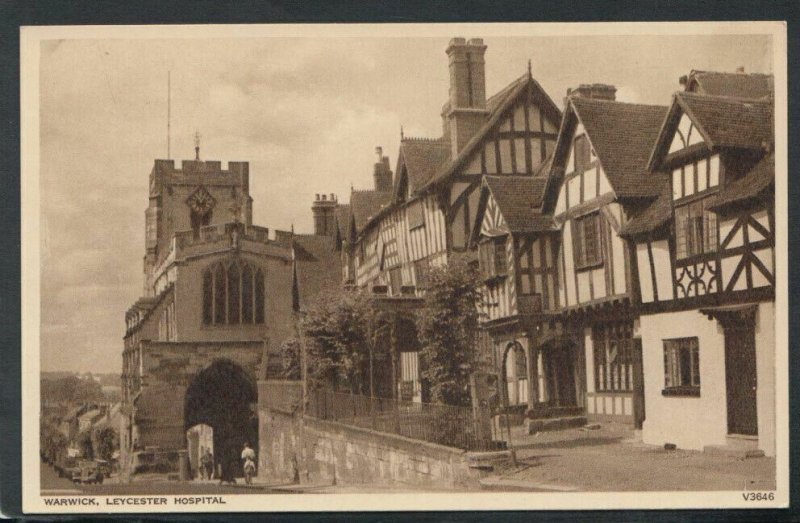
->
121;154;297;479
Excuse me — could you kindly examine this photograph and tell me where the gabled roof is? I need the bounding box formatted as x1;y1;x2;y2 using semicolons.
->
568;97;668;198
293;234;342;308
423;73;562;191
395;138;451;197
349;190;392;233
707;152;774;211
482;176;554;234
685;70;773;99
618;175;673;238
674;92;773;150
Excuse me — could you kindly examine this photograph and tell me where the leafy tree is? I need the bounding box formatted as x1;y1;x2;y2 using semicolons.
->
415;255;486;407
40;376;105;405
279;337;302;380
299;289;379;394
95;426;119;461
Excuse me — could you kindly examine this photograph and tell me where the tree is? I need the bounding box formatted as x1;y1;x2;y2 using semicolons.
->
94;426;119;461
415;255;486;407
298;289;378;394
279;337;302;380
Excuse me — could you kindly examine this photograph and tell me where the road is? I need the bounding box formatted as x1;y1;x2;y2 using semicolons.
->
40;461;283;496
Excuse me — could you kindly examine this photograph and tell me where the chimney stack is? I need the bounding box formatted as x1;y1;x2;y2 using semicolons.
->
564;83;617;107
312;192;338;236
373;146;393;192
443;37;490;157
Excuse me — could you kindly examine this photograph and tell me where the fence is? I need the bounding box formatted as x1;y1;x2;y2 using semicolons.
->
306;389;499;451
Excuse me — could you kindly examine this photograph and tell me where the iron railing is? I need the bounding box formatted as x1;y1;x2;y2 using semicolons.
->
306;389;499;451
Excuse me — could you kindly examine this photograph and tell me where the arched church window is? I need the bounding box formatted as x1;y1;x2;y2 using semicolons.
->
202;270;213;324
255;269;265;324
202;261;265;326
213;263;226;324
241;264;253;323
227;263;241;324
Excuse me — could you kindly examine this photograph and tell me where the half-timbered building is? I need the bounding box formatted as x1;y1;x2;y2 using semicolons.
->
471;173;576;420
620;77;775;456
345;37;562;402
538;87;669;427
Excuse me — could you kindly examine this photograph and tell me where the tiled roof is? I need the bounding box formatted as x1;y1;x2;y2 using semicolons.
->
571;97;669;198
397;138;451;191
688;71;773;99
349;190;392;233
293;234;342;307
708;152;774;210
424;74;562;190
676;92;773;150
483;176;555;233
618;176;673;237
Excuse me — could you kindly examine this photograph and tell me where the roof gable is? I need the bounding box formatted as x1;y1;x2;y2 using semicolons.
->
474;176;554;241
349;190;392;233
393;138;451;201
686;70;773;99
423;73;562;191
648;92;773;170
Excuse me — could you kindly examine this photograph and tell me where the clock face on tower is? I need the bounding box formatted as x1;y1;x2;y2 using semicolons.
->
187;186;216;216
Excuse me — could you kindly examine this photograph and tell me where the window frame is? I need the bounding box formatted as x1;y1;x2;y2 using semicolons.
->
202;261;265;326
572;212;604;271
674;195;718;261
478;236;508;282
662;337;700;397
592;323;634;393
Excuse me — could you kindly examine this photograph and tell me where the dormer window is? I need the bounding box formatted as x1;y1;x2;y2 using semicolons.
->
573;212;603;270
479;237;507;281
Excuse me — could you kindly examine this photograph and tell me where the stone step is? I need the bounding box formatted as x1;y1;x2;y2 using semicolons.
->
525;415;587;435
703;445;765;459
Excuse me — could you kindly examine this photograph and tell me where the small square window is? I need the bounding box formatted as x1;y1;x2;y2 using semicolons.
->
662;337;700;396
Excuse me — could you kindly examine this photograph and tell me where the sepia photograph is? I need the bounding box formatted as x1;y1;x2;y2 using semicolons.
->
21;22;788;513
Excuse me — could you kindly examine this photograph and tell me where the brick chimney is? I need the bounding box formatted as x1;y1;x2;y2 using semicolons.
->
311;193;338;236
373;146;393;192
564;84;617;106
443;37;490;157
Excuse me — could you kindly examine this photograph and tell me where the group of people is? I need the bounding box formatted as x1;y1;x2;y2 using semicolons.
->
195;442;257;485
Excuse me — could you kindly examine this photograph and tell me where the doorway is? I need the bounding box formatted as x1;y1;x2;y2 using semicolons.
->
724;325;758;435
184;359;258;479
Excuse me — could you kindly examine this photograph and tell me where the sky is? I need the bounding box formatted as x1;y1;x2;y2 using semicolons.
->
38;32;772;373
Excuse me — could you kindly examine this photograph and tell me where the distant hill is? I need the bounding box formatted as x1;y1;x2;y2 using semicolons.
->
41;371;120;387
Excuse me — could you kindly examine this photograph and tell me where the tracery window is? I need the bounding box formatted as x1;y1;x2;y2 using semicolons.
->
202;261;265;325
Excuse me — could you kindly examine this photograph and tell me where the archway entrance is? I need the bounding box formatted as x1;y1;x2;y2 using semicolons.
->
184;359;257;480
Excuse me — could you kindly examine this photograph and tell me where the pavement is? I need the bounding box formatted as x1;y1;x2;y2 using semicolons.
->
482;422;776;492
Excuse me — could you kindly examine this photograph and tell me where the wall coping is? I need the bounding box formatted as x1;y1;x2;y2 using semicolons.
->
304;416;468;460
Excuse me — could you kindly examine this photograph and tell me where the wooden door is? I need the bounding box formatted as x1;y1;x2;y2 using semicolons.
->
725;325;758;435
631;339;645;430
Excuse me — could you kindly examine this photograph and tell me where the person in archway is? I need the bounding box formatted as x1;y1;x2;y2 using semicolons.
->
200;448;213;480
241;442;256;485
218;448;236;485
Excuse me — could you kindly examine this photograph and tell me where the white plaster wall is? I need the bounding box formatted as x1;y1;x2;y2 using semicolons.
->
756;301;775;457
641;310;728;451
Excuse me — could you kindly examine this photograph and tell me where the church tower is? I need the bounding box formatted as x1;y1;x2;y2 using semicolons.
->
143;156;252;295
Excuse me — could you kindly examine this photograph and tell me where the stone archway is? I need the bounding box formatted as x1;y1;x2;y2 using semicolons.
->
184;359;258;479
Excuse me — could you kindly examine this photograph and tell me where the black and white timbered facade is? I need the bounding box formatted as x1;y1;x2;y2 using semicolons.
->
622;85;775;456
345;38;561;403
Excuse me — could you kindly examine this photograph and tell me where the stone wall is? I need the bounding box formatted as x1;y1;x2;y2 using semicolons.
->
258;380;483;490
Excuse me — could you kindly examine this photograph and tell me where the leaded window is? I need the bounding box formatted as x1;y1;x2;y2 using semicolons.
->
202;261;265;325
663;337;700;395
593;323;634;392
675;197;718;260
